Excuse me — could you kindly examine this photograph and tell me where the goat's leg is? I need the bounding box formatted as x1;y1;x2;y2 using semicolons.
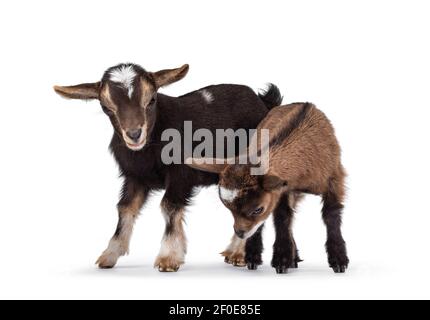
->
154;184;193;272
322;189;349;273
155;198;187;272
290;238;302;268
245;224;264;270
221;224;264;269
272;193;297;274
288;192;304;267
96;177;148;269
221;234;246;267
321;172;349;273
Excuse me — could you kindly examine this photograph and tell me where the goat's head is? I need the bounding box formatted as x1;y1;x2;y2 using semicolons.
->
186;159;287;239
54;63;189;151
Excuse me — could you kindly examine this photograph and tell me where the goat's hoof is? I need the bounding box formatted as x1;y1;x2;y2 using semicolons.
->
291;254;304;268
275;266;289;274
247;263;259;270
331;264;347;273
272;254;293;273
221;251;246;267
158;266;179;272
96;252;119;269
154;256;183;272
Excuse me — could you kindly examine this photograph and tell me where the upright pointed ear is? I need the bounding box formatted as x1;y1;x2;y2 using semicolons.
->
53;82;101;100
185;157;227;174
261;175;287;191
151;64;189;88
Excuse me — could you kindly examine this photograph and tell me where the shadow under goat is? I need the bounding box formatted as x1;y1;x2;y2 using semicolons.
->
187;103;349;274
54;63;283;272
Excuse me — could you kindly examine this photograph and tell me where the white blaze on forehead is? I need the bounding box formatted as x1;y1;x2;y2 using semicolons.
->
200;89;214;103
220;187;239;202
109;65;137;98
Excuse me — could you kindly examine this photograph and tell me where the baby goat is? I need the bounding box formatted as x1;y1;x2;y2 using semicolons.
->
54;63;282;272
187;103;349;273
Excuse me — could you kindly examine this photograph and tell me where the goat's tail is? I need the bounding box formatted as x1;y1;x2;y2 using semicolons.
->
258;83;283;110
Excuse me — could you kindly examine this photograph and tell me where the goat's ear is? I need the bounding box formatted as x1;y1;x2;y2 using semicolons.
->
185;157;227;174
261;175;287;191
53;82;101;100
151;64;189;88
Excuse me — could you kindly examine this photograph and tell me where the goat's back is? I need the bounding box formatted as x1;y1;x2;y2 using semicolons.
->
260;103;343;193
170;84;269;131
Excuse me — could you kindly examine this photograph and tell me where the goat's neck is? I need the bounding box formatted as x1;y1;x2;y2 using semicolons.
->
151;93;180;137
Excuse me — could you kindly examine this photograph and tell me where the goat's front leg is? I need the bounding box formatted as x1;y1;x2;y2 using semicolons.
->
272;193;297;274
96;177;148;269
154;187;192;272
245;224;264;270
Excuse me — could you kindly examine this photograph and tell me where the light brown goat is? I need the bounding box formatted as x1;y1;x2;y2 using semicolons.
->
187;103;349;273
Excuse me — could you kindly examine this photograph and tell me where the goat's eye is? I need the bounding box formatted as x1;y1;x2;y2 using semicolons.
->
250;207;264;216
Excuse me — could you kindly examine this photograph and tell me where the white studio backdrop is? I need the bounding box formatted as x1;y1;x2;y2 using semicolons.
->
0;0;429;299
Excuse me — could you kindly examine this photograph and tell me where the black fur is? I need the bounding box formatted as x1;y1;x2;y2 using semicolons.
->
271;193;300;274
270;102;312;149
245;224;264;270
322;191;349;273
258;83;283;110
106;79;281;261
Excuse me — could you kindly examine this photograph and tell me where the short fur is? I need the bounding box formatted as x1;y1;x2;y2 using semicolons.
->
187;103;349;273
54;63;283;271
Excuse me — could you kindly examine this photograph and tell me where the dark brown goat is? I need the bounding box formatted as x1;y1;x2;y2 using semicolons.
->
187;103;349;273
54;63;283;272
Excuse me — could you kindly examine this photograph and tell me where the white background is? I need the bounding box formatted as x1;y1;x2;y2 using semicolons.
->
0;0;429;300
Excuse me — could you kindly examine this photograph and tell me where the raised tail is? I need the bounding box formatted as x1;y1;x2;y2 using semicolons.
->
258;83;283;110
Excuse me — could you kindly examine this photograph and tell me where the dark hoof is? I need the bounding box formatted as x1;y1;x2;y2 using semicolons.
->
99;265;114;269
331;265;347;273
275;266;288;274
247;263;258;270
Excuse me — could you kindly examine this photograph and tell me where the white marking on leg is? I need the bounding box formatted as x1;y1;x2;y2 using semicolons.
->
110;65;137;98
156;205;187;268
159;234;186;263
219;187;239;203
97;214;136;267
225;234;245;252
106;214;135;256
200;89;214;103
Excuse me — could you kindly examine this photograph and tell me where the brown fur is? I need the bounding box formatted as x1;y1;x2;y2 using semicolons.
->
187;103;349;273
190;103;346;226
54;63;285;272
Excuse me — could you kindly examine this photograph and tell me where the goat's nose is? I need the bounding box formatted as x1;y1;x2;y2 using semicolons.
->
234;228;245;239
126;128;142;142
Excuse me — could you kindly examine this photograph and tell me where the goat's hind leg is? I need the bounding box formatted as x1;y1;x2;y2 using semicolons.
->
322;175;349;273
221;224;265;269
221;234;246;267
